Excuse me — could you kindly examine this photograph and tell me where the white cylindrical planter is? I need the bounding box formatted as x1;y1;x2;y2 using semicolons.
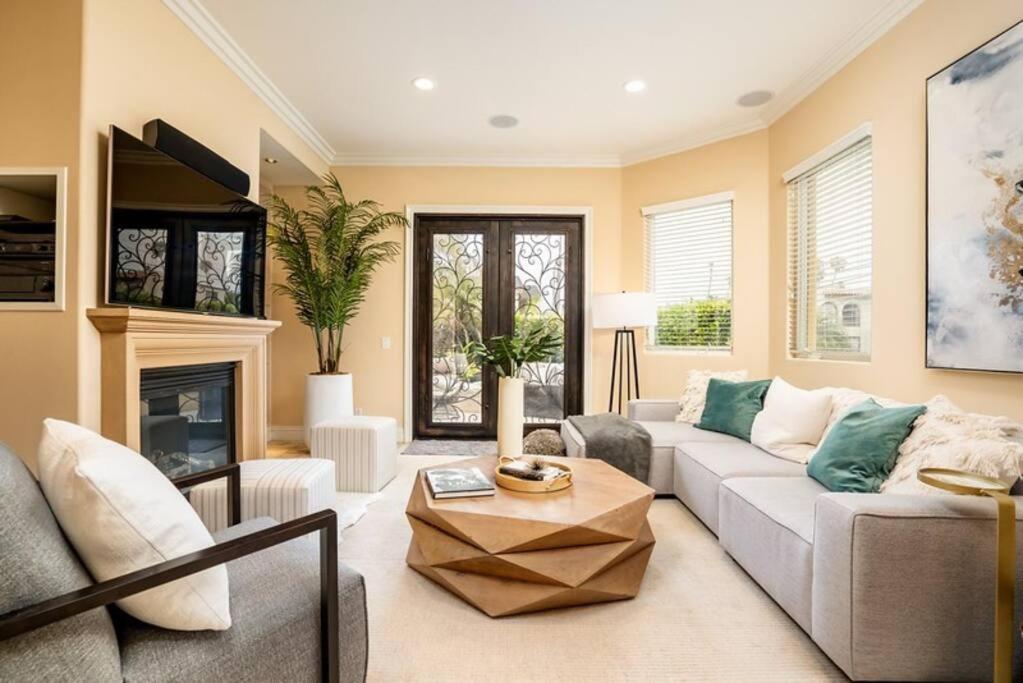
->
497;376;525;458
304;373;354;446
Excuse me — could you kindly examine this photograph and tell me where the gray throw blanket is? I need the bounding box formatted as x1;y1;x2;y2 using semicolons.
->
567;413;652;483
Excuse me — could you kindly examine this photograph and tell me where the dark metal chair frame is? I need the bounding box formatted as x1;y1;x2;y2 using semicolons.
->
0;463;340;683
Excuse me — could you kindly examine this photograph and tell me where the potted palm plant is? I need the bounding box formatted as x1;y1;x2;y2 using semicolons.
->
466;321;563;457
268;173;404;444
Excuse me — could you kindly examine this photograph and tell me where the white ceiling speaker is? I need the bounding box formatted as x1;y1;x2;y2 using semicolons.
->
489;115;519;129
736;90;774;107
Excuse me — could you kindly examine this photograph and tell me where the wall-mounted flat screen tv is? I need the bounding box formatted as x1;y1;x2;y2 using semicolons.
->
105;125;266;317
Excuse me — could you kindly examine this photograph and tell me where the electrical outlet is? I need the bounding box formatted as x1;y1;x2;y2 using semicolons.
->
381;336;391;350
354;407;363;416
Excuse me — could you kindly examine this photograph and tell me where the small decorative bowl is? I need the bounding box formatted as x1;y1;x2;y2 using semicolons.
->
494;456;573;494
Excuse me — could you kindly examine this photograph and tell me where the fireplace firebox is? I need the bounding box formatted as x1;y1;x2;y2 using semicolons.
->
139;362;237;479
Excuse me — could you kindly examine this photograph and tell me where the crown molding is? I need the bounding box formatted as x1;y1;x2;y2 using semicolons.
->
331;152;622;168
169;0;920;171
621;0;921;166
162;0;335;165
332;120;771;169
619;119;768;167
759;0;923;125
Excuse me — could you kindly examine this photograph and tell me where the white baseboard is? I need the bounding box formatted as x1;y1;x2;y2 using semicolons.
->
270;424;406;443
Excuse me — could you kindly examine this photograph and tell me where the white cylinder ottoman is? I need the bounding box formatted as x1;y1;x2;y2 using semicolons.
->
189;458;336;533
309;416;398;492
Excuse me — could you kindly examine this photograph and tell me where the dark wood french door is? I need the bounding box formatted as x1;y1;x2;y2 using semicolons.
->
413;215;584;439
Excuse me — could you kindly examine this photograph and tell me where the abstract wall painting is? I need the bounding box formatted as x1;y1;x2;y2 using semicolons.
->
927;20;1023;373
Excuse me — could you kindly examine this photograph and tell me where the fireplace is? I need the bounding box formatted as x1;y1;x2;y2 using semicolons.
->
139;362;237;478
87;306;280;463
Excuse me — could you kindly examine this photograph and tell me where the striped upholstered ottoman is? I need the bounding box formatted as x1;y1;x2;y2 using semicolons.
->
309;416;398;492
189;458;336;532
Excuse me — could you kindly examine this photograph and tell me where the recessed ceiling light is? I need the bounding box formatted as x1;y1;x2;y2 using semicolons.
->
263;157;278;164
737;90;774;107
412;77;435;91
623;80;647;93
489;114;519;129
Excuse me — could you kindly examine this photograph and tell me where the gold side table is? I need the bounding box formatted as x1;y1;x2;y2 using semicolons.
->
918;467;1016;683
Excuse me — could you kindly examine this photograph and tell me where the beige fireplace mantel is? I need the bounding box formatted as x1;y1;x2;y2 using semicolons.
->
87;307;281;460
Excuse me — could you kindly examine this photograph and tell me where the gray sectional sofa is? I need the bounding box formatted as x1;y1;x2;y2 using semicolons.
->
562;399;1023;681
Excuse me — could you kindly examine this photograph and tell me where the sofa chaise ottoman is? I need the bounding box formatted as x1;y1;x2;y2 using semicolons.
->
310;416;398;492
189;457;337;532
563;398;1023;681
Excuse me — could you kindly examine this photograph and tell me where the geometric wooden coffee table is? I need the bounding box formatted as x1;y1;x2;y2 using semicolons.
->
406;455;655;617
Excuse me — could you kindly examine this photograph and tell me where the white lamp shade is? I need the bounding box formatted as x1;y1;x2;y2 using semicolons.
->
591;292;657;329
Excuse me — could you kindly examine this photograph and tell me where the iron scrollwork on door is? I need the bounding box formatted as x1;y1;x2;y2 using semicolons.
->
431;233;484;423
514;233;566;423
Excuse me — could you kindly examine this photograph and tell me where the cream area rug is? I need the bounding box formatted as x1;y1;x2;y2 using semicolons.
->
335;490;381;531
339;455;845;682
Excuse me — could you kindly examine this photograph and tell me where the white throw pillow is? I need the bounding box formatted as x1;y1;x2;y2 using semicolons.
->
676;369;748;423
37;419;231;631
882;396;1023;495
750;377;832;463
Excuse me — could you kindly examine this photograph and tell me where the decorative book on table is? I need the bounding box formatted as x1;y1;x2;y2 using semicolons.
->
425;467;496;499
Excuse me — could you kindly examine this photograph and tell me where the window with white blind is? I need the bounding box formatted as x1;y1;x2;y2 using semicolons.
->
643;192;733;350
786;132;872;360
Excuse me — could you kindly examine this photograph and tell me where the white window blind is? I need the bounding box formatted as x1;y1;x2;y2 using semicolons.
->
643;196;733;350
787;135;872;360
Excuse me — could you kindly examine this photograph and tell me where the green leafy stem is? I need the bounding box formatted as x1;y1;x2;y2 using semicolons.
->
464;320;563;379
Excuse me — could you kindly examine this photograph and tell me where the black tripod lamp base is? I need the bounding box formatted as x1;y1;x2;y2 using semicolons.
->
608;328;640;413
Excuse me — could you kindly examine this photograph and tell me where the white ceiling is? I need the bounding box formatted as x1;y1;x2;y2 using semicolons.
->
259;130;320;188
178;0;921;167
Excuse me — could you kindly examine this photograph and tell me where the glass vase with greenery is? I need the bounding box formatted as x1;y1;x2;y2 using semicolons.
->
465;320;563;379
466;320;563;456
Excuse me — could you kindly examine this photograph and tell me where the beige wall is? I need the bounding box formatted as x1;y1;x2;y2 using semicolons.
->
621;130;771;399
76;0;328;439
0;0;82;466
768;0;1023;420
269;166;623;432
5;0;1022;462
264;0;1022;433
0;0;327;467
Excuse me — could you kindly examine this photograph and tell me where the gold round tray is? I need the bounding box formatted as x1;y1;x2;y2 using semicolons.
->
494;457;573;494
916;467;1010;495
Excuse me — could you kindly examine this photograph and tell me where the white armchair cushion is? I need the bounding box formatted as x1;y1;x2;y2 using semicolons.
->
676;369;748;423
750;377;832;463
882;395;1023;495
37;419;231;631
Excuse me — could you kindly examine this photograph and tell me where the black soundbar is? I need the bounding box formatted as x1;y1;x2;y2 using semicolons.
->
142;119;250;196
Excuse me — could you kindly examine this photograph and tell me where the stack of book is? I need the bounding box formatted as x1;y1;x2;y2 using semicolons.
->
424;467;496;499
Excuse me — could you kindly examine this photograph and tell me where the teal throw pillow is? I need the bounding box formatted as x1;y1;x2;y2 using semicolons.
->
695;378;772;442
807;398;926;493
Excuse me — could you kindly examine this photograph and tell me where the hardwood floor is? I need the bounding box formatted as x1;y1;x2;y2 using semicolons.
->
267;441;309;458
267;440;410;458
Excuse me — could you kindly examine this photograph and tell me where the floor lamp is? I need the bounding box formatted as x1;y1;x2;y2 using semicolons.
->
592;292;657;414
